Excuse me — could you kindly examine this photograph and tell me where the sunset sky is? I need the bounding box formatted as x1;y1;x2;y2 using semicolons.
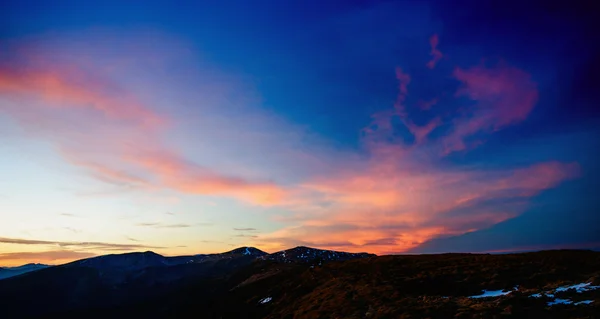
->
1;0;599;266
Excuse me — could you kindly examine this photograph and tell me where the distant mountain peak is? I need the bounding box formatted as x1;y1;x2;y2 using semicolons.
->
225;247;267;256
1;263;49;270
70;250;170;271
260;246;375;263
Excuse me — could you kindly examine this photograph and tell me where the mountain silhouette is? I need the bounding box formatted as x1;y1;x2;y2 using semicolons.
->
0;263;49;280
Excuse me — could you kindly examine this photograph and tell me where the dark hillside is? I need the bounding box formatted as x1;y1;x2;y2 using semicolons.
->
1;249;599;318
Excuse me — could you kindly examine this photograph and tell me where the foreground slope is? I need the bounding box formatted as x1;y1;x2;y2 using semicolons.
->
236;250;600;319
118;250;600;319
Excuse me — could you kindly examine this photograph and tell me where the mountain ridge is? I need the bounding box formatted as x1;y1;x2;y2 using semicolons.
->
0;263;50;280
0;245;371;271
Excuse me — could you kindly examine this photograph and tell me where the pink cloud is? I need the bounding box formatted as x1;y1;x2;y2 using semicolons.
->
0;53;288;206
394;67;411;109
125;150;287;205
454;63;538;127
406;117;442;144
443;63;539;154
426;34;443;69
365;68;440;146
0;67;163;128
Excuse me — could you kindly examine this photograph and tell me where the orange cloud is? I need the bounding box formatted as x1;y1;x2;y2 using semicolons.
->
253;160;579;255
250;61;575;255
0;250;96;267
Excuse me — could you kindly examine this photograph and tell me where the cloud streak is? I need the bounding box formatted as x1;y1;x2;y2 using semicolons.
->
0;250;97;265
233;234;258;238
135;222;193;229
59;213;76;217
0;66;164;128
426;34;443;69
0;237;162;250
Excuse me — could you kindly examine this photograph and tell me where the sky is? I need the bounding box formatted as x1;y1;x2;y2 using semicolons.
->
1;0;599;266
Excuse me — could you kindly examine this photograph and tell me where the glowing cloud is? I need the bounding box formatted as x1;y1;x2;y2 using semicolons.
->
443;63;539;154
251;54;575;254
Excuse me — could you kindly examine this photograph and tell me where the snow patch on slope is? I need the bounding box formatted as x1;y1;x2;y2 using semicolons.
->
527;282;599;307
469;289;513;299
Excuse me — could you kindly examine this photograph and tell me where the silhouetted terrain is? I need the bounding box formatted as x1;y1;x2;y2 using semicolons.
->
1;249;599;318
0;263;49;280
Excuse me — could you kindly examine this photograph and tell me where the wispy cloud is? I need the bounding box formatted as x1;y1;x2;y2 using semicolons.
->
136;222;160;227
136;222;210;228
158;224;192;229
0;236;162;250
63;227;81;233
233;227;257;231
426;34;443;69
418;98;438;111
233;234;258;238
